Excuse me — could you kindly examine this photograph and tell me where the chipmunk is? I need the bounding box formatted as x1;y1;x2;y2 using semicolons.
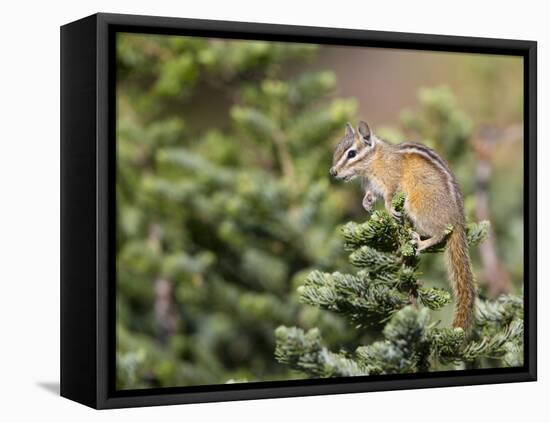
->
330;121;476;330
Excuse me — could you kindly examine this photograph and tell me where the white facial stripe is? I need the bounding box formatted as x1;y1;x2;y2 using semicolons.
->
335;148;351;168
349;147;370;163
337;144;373;169
397;147;457;202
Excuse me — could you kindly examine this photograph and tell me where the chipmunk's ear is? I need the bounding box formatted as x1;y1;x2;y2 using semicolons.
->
358;121;372;146
345;122;355;137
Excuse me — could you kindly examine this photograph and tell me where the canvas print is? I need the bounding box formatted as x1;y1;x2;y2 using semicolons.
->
115;32;524;390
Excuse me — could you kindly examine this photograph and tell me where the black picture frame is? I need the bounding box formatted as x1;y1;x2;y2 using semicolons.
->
60;12;537;409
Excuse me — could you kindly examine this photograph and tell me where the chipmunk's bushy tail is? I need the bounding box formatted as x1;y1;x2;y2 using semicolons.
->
445;225;476;330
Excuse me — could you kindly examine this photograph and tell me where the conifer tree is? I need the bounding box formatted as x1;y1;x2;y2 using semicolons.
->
275;194;523;376
116;34;358;388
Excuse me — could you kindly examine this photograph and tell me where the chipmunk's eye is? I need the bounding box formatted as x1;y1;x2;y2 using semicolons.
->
347;150;356;159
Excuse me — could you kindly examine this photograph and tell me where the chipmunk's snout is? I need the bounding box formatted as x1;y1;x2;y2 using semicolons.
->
329;167;338;177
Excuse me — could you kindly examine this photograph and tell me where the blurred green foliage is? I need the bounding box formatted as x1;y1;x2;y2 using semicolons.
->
116;33;524;389
116;33;361;389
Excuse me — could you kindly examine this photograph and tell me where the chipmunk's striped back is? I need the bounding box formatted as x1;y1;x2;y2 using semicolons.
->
396;142;463;209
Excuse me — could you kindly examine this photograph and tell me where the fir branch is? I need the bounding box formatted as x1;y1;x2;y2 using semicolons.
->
418;287;452;310
342;211;400;252
428;327;465;361
349;246;399;273
461;319;523;362
274;326;367;377
466;220;490;247
298;270;408;325
475;294;523;327
356;307;431;374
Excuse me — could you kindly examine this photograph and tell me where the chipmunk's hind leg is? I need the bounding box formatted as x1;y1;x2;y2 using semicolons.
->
404;190;455;252
415;231;447;252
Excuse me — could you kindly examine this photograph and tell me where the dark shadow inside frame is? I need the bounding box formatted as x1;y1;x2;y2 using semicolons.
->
60;12;537;409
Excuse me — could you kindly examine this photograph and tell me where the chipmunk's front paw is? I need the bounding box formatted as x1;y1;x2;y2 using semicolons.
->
362;199;374;213
389;207;402;220
362;192;375;213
